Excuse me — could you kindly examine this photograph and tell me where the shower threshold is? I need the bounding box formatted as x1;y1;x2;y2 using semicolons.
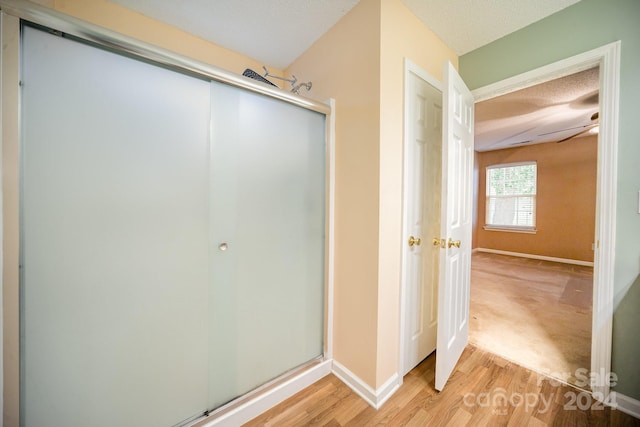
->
188;355;328;426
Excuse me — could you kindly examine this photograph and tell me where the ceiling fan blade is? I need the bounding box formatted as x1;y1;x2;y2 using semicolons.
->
539;124;591;137
544;111;600;141
556;124;597;143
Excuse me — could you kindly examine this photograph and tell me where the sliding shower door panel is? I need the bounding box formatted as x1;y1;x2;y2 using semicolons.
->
21;27;211;427
209;82;325;408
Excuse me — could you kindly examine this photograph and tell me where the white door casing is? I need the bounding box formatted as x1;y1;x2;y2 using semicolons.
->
402;65;443;376
435;61;474;391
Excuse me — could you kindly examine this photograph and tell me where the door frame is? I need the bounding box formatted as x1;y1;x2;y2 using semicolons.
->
471;41;621;401
399;58;443;378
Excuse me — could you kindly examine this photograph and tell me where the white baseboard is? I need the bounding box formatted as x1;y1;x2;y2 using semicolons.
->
331;360;401;409
611;392;640;420
197;359;332;427
475;248;594;267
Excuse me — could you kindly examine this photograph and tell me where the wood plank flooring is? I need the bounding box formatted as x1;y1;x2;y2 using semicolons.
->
243;346;639;426
470;252;592;388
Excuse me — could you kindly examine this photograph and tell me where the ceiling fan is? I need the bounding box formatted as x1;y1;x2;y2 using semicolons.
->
556;111;599;143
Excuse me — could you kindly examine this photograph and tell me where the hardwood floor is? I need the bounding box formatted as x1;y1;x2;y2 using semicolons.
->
244;346;639;426
470;252;593;388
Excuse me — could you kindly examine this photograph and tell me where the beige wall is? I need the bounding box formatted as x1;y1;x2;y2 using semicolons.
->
472;151;480;249
287;0;457;389
475;136;597;262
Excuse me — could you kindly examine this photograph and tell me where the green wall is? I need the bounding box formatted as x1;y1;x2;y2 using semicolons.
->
460;0;640;400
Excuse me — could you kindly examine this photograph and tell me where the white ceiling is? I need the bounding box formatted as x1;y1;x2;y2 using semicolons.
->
110;0;583;68
110;0;361;69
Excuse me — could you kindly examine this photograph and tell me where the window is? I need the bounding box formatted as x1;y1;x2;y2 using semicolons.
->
485;162;537;231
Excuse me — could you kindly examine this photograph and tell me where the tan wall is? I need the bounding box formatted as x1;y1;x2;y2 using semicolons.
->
475;136;597;262
285;0;382;388
287;0;458;389
377;0;456;387
472;151;480;249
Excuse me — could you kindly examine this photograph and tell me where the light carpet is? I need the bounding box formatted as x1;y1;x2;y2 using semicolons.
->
470;251;592;389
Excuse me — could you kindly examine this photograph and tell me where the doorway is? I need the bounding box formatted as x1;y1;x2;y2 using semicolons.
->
468;42;620;399
398;43;618;402
470;67;599;389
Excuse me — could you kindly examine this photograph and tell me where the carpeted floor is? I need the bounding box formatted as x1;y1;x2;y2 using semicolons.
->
470;251;593;389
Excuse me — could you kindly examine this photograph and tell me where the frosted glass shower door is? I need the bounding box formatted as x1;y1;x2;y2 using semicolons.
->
21;26;211;426
208;82;325;408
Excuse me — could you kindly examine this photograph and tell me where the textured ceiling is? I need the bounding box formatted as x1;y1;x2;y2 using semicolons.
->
402;0;583;55
475;67;600;152
110;0;360;69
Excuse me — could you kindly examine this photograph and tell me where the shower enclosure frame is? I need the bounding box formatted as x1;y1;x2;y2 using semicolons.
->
0;0;335;425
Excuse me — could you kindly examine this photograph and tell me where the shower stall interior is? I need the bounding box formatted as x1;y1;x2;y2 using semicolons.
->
19;21;327;427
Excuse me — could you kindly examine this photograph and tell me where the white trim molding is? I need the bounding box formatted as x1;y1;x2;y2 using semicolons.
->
590;40;620;402
196;360;332;427
332;361;401;410
482;226;537;234
475;248;594;267
610;392;640;420
471;40;620;403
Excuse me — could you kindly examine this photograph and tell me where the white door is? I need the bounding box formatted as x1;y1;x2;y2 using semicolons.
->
403;67;443;375
435;62;474;391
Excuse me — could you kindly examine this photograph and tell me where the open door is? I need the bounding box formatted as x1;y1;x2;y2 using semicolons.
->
435;61;474;391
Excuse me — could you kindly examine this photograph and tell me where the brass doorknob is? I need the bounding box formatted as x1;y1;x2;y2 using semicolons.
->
447;238;461;248
408;236;422;247
433;238;446;248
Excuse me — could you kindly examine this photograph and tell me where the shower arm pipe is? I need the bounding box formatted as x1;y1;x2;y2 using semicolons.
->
0;0;330;115
262;66;297;86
